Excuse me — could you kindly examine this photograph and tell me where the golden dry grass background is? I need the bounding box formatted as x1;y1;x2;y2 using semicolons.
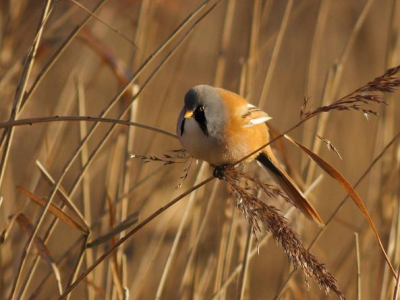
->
0;0;400;299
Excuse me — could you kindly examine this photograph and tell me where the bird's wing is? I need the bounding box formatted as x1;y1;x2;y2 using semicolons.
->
242;104;272;127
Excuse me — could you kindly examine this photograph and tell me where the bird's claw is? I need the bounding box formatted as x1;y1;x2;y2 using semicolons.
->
213;165;228;180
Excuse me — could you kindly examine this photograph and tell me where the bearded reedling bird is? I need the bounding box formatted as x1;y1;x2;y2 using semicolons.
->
177;85;324;227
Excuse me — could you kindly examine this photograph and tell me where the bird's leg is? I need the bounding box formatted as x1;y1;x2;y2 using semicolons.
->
213;164;229;180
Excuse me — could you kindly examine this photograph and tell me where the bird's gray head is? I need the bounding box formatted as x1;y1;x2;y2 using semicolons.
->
183;85;228;137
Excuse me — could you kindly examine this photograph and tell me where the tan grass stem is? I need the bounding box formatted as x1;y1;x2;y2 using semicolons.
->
275;130;400;299
0;0;52;191
155;163;207;299
8;2;217;299
237;227;253;300
258;0;293;108
58;176;215;299
76;78;95;300
67;0;138;49
355;233;361;300
0;116;176;138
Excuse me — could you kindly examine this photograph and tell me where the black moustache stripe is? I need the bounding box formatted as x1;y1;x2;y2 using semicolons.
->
180;118;185;136
194;109;208;136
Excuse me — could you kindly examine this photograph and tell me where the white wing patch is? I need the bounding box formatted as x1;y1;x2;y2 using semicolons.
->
243;103;272;127
243;115;273;127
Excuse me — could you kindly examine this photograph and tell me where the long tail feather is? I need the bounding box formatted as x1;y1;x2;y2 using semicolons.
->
256;149;324;227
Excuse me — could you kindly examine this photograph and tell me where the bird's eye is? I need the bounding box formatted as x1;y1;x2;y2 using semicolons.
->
199;106;205;112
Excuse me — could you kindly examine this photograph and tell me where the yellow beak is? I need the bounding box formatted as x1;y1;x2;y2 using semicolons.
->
184;110;194;118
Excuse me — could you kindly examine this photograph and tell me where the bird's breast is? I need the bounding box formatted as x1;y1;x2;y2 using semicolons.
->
178;118;270;166
178;118;228;165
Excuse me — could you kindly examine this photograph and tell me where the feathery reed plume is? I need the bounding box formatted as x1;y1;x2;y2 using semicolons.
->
301;65;400;119
131;149;193;188
223;167;345;300
316;134;343;160
130;149;190;165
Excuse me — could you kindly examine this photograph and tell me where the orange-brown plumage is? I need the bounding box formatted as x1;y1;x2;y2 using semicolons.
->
178;85;324;226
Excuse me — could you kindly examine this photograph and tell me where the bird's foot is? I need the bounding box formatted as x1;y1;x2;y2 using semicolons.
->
213;165;229;180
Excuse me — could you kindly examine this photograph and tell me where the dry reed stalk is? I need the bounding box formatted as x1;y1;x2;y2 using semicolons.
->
65;235;91;300
1;2;400;299
115;88;140;298
129;210;173;299
15;186;80;300
21;137;148;298
113;165;169;207
301;0;330;169
213;192;234;298
258;0;293;108
104;129;126;298
0;116;176;137
216;198;239;300
13;72;81;300
301;0;330;181
26;0;213;237
304;0;375;184
154;163;207;299
237;227;253;300
0;0;53;193
304;64;336;185
377;0;400;156
245;0;261;100
20;164;90;299
121;254;128;299
256;1;311;63
109;262;123;299
86;211;139;249
129;0;153;69
76;78;95;300
375;3;400;296
14;213;63;294
54;0;218;200
331;191;397;297
394;266;400;300
16;0;110;118
214;0;237;87
141;40;191;159
198;256;217;299
222;167;345;299
355;233;361;300
68;0;138;49
57;175;215;299
301;65;400;120
5;111;177;295
304;0;330;97
8;2;218;298
34;162;88;230
275;130;400;298
27;236;104;299
178;180;222;297
379;201;400;300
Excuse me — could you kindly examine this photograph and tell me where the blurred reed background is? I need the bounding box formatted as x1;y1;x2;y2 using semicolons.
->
0;0;400;299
